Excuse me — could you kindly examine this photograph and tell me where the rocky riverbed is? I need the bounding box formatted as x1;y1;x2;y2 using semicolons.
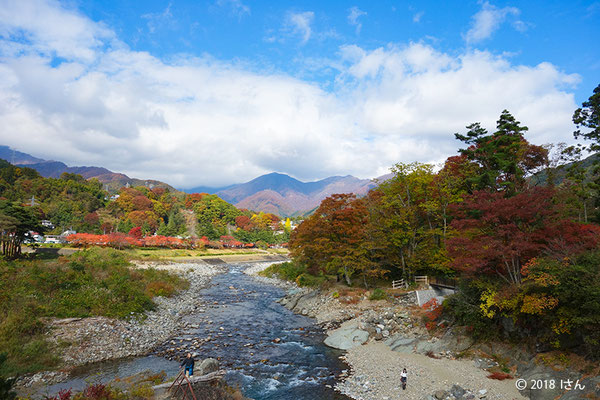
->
17;261;222;389
274;287;600;400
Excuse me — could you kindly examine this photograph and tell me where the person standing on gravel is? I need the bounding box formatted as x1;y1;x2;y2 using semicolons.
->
181;352;195;377
400;368;407;390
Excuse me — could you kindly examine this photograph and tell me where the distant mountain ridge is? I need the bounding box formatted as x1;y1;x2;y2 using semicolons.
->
2;145;382;216
0;145;45;165
187;172;377;216
0;145;178;193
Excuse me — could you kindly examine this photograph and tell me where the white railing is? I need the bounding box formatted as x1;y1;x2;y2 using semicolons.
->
392;279;406;289
414;275;429;286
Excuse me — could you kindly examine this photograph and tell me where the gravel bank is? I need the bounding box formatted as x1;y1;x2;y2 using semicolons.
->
18;262;222;389
337;341;525;400
277;288;528;400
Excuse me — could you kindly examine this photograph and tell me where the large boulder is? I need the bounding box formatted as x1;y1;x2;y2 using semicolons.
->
384;334;417;353
415;340;446;355
197;358;219;376
324;319;369;350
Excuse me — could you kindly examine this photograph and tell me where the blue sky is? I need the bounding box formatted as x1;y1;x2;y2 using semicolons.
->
79;0;599;101
0;0;598;187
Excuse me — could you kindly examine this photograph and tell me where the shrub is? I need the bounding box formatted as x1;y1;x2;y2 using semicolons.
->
369;288;387;300
487;371;513;380
145;281;175;297
259;261;307;282
295;273;325;287
0;353;16;400
443;281;497;340
422;298;443;331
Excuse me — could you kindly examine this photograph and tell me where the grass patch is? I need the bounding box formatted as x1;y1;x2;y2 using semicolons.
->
125;247;266;260
0;247;188;378
259;261;326;287
259;261;306;281
368;288;388;300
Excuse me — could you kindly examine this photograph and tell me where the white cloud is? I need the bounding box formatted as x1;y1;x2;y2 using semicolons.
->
0;0;115;62
141;3;174;34
465;2;522;43
216;0;250;19
0;1;580;188
413;11;424;23
285;11;315;44
347;6;367;34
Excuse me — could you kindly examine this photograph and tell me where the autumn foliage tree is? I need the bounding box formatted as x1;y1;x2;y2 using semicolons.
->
447;187;600;285
290;194;373;285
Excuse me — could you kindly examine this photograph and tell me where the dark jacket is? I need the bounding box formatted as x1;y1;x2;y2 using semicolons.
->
181;357;195;368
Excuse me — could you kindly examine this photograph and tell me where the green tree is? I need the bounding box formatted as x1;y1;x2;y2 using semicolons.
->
194;195;241;240
0;201;42;258
573;83;600;151
455;110;547;195
370;162;446;279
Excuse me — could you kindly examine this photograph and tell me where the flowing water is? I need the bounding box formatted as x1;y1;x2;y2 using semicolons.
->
39;263;351;400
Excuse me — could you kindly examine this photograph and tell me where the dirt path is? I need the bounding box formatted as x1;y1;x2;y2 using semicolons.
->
337;341;526;400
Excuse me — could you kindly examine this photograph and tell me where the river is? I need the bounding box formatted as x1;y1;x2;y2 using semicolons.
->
39;262;351;400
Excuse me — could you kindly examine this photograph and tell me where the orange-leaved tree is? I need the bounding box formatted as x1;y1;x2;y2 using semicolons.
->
289;193;370;286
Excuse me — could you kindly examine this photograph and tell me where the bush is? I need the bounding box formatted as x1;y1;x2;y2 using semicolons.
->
145;281;175;297
259;261;307;282
487;371;513;380
443;281;497;340
0;353;16;400
295;273;325;287
369;288;387;300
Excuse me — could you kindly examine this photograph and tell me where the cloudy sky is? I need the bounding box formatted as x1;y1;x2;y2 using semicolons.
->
0;0;598;188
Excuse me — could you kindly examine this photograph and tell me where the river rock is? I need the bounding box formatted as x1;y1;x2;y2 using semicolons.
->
324;319;369;350
450;384;466;398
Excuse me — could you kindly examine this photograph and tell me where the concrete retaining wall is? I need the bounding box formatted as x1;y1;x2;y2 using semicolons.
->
415;287;456;306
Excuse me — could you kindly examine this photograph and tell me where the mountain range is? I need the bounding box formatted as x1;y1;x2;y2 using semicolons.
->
185;172;378;216
1;146;381;216
0;145;178;193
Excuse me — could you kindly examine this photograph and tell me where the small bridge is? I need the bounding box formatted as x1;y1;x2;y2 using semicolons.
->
390;275;458;306
391;276;458;290
428;276;458;290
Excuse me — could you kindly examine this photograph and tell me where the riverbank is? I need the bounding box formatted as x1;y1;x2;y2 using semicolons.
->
16;261;222;391
272;287;529;400
337;342;523;400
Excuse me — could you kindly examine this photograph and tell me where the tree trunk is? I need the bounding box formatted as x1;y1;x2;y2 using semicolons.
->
343;266;352;286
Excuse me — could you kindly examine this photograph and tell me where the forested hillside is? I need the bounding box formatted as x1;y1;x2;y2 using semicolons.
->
0;160;289;254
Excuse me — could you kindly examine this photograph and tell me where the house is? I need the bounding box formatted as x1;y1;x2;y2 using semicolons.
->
61;229;76;237
44;235;65;244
